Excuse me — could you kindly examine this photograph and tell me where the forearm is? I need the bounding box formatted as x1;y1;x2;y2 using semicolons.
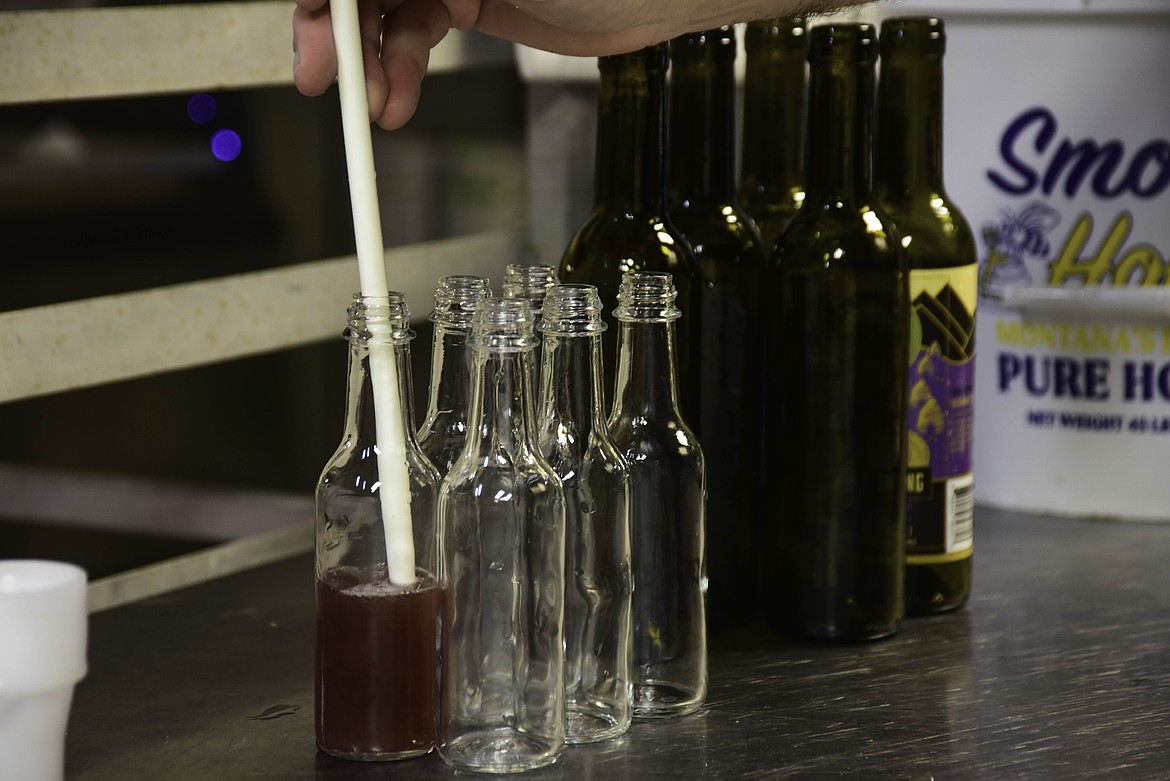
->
473;0;873;58
292;0;876;130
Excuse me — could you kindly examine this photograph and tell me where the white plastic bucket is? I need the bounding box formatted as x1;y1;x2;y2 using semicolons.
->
873;0;1170;520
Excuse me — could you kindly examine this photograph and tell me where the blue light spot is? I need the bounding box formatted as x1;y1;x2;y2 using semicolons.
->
187;93;216;124
210;129;242;162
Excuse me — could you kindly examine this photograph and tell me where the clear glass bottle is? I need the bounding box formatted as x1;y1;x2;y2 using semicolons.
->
559;44;700;419
438;298;567;773
739;17;808;250
417;275;490;478
502;263;558;319
668;26;768;630
536;284;633;743
503;263;559;386
767;23;909;641
608;272;706;718
876;17;976;615
315;293;442;761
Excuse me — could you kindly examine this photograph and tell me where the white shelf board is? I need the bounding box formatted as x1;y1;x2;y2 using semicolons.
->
0;1;513;105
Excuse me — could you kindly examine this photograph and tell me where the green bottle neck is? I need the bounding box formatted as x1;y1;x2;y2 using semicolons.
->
669;32;737;202
806;56;874;206
595;53;668;212
740;23;806;195
876;52;944;195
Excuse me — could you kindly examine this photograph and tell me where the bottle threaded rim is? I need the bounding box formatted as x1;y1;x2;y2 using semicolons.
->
468;297;539;350
502;264;559;311
347;292;413;343
429;275;490;329
539;284;608;336
613;272;681;322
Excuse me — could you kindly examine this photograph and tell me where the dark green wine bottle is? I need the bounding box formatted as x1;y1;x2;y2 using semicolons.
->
877;17;975;615
738;18;808;252
768;23;909;641
668;27;767;629
560;45;699;416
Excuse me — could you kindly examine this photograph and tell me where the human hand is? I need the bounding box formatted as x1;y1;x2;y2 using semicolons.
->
292;0;860;130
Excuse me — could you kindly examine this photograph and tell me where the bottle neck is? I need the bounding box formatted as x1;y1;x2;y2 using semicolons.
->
424;325;471;424
539;334;607;439
611;320;682;418
348;335;417;447
806;56;874;205
670;40;737;201
876;53;944;195
741;30;805;194
467;347;539;455
595;59;669;212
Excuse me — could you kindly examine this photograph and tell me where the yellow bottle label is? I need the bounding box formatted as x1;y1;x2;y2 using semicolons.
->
906;264;976;561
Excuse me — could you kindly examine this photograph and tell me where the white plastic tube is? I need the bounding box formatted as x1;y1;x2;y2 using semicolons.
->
330;0;415;585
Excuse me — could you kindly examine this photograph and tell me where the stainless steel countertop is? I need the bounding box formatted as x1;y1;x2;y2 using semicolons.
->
65;506;1170;779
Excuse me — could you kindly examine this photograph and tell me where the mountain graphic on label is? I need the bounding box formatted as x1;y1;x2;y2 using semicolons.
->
912;286;975;363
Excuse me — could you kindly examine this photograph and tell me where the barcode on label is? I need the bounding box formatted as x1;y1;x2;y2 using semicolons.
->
947;475;975;553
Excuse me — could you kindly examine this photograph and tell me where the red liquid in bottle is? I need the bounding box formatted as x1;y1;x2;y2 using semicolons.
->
315;568;442;761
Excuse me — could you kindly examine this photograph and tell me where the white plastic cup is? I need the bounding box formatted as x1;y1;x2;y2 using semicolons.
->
0;560;88;781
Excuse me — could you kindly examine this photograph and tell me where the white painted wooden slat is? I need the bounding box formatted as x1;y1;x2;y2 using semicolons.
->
0;2;513;105
0;463;311;542
87;522;314;613
0;229;520;403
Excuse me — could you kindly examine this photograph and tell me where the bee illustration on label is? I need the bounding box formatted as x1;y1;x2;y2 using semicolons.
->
980;201;1061;287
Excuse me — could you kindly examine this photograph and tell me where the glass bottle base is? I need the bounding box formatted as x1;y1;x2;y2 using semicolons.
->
632;682;704;719
800;621;900;642
565;702;629;744
906;560;972;615
440;728;561;774
317;744;433;762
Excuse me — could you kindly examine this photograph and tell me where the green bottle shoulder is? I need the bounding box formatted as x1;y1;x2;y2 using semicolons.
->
770;200;906;274
877;191;977;269
561;208;696;275
669;199;768;268
738;187;803;251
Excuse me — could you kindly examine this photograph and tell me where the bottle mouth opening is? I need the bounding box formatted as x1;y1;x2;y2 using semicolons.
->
540;284;608;335
428;275;490;328
613;273;682;322
468;297;539;350
880;17;946;57
502;263;559;302
670;26;736;59
347;292;414;343
745;19;807;53
808;23;877;64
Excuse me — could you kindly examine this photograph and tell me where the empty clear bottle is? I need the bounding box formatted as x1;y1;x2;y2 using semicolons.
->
502;264;558;319
315;293;442;761
503;263;559;385
537;284;633;743
438;298;567;773
417;275;490;478
608;272;706;719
